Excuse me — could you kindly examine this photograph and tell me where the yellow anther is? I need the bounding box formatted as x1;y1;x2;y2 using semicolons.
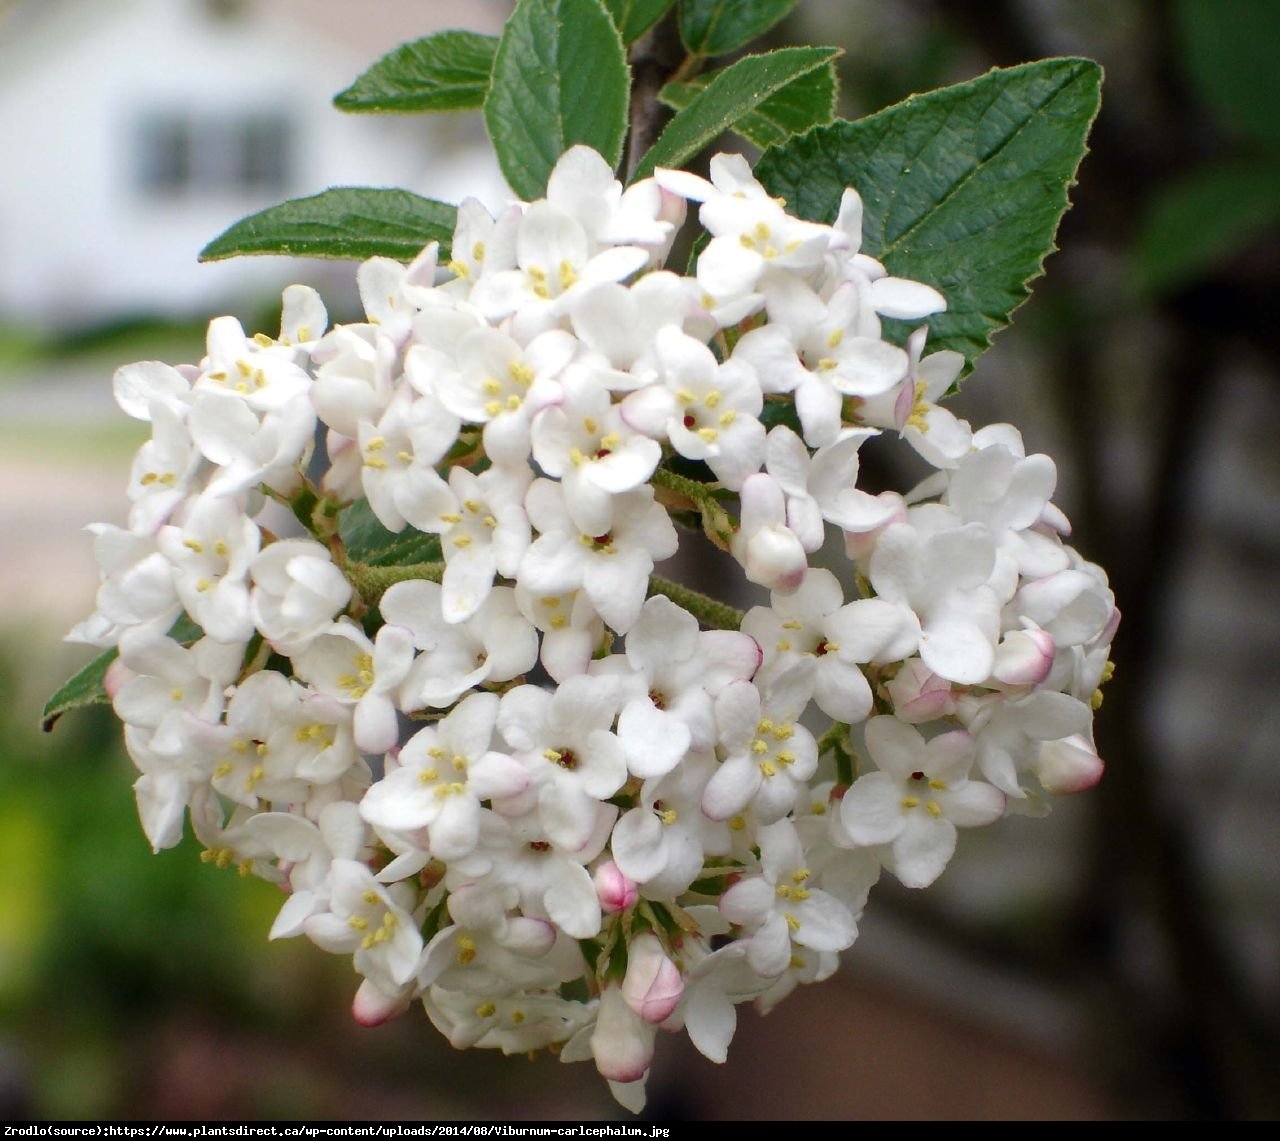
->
472;241;485;262
901;796;921;809
296;325;311;342
484;401;502;417
739;233;756;250
253;368;266;388
569;447;586;467
773;724;794;741
447;259;470;279
366;437;385;451
817;358;838;371
457;934;477;965
759;760;776;777
140;472;157;485
549;615;567;629
784;912;801;932
528;266;546;281
582;417;598;435
697;427;719;442
428;746;446;759
751;739;769;755
158;472;176;485
719;410;737;427
463;499;482;513
531;282;549;299
476;1002;497;1019
776;884;792;899
236;359;253;378
928;779;947;791
600;433;621;451
183;538;204;553
825;642;841;653
1091;688;1105;711
543;748;563;763
364;457;387;470
776;639;792;652
506;394;521;410
214;761;233;778
207;370;228;381
361;890;380;905
348;916;369;931
195;577;212;593
675;389;695;406
757;719;775;734
658;808;678;826
510;1010;525;1024
213;540;228;557
827;328;844;349
754;222;771;240
419;768;439;783
453;535;473;549
452;755;467;772
926;800;943;818
482;515;497;528
704;390;722;409
232;739;250;754
558;260;578;288
729;815;746;832
782;619;803;630
396;450;411;463
170;687;184;702
777;751;796;766
483;379;502;396
792;869;810;884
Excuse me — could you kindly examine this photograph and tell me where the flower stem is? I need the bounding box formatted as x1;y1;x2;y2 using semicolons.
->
647;575;744;631
348;561;444;607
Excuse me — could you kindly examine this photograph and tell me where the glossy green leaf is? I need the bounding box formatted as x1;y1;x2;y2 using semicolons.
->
1136;158;1280;295
40;615;203;732
41;648;116;731
484;0;630;201
1174;0;1280;146
658;53;836;148
755;58;1103;369
602;0;676;42
678;0;797;57
200;188;457;263
632;45;840;181
333;31;497;114
340;499;444;568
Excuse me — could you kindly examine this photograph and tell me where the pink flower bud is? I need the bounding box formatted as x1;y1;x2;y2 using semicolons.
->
885;658;955;723
594;860;638;914
622;932;684;1024
351;978;410;1027
991;627;1056;687
1035;735;1104;794
592;986;656;1082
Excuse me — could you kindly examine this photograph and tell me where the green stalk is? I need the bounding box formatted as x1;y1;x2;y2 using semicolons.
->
647;575;744;631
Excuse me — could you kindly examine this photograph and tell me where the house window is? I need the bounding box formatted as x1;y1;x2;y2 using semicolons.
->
135;111;293;197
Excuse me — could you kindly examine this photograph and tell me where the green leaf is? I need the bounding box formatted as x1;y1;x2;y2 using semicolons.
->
200;188;457;263
602;0;676;42
1136;158;1280;295
755;58;1103;369
1174;0;1280;147
340;498;444;568
333;31;497;114
678;0;797;57
659;54;837;148
484;0;630;201
632;45;840;181
39;614;204;732
41;648;116;732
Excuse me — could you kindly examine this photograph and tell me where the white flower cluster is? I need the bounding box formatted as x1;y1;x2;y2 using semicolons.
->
70;146;1117;1111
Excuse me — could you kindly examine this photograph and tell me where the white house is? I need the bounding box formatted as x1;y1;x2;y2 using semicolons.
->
0;0;513;330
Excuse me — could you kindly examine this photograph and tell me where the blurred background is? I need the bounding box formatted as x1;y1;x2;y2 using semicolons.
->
2;0;1277;1122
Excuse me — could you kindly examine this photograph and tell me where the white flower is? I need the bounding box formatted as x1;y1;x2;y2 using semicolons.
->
839;716;1004;888
250;538;352;655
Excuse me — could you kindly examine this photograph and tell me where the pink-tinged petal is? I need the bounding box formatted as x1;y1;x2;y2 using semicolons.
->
619;698;691;780
992;627;1056;686
698;631;764;691
468;751;529;801
891;812;957;888
351;977;411;1027
840;772;906;846
619;385;677;437
594;860;639;913
592;987;655;1083
1036;736;1105;794
622;933;684;1023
